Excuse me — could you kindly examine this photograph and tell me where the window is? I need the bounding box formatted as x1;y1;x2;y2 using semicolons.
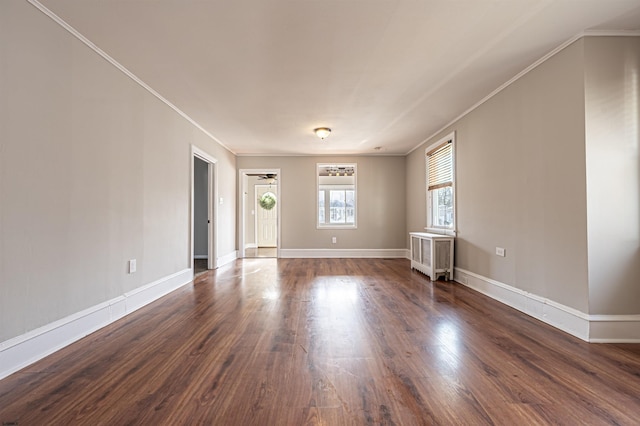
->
317;163;357;228
426;133;455;232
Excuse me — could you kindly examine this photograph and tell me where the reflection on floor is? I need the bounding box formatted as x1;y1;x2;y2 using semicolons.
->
194;259;208;276
245;247;277;258
4;259;638;424
195;248;275;274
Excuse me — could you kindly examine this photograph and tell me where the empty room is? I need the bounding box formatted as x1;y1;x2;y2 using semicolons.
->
1;0;640;424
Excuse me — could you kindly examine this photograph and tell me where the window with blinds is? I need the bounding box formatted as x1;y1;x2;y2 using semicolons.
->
426;134;455;230
427;142;453;191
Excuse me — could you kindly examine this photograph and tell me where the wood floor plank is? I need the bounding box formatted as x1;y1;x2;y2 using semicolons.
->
1;258;639;425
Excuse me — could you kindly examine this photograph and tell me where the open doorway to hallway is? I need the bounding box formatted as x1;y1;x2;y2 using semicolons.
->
192;146;218;275
193;157;209;274
239;169;280;258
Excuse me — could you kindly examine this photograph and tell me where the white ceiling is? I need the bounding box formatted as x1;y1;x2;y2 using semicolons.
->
37;0;640;156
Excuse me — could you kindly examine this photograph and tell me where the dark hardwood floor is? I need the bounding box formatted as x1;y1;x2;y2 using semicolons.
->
193;258;208;276
1;258;639;425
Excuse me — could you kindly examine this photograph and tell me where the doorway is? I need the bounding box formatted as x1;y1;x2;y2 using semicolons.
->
254;184;277;257
239;169;280;258
192;146;218;274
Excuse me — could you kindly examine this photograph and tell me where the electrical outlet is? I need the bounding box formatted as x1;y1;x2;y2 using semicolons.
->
332;237;337;244
129;259;137;274
496;247;506;257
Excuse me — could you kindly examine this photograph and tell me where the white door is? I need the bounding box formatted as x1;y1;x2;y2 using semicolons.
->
256;185;277;247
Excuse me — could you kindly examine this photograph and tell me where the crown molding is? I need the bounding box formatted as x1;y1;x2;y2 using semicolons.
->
27;0;236;156
235;152;406;157
406;30;640;155
26;0;640;159
583;29;640;37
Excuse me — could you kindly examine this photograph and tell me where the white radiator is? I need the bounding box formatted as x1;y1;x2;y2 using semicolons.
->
410;232;454;281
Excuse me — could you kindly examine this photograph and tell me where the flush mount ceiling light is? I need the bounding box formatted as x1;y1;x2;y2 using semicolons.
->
314;127;331;140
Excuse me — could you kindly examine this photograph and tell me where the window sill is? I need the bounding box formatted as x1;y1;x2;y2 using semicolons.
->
318;225;357;230
424;227;456;236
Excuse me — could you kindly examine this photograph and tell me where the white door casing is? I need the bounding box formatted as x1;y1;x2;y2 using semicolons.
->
238;168;281;258
191;145;218;270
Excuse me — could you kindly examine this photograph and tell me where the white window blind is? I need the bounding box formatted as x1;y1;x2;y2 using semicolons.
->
427;141;453;191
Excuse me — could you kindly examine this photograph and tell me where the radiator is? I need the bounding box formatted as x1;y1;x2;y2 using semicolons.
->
410;232;454;281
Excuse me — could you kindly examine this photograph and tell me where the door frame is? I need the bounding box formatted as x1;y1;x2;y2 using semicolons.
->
191;145;218;270
238;168;281;258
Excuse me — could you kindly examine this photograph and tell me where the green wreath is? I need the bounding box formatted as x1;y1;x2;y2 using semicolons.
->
259;192;277;210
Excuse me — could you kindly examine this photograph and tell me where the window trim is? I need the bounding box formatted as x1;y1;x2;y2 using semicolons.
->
317;163;358;229
425;132;456;235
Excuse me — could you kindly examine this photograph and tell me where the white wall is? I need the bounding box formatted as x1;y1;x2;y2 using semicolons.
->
409;39;590;312
0;0;236;345
237;156;406;251
406;36;640;341
584;36;640;315
2;0;636;358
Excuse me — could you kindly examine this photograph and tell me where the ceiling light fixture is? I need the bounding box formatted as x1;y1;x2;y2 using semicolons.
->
314;127;331;140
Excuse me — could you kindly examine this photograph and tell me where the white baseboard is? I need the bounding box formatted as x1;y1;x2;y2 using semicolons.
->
0;268;193;380
588;315;640;343
454;268;640;343
193;255;208;259
279;248;409;258
244;243;258;249
217;250;238;267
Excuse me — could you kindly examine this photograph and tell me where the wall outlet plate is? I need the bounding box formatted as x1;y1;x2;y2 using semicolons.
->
332;237;337;244
129;259;137;274
496;247;506;257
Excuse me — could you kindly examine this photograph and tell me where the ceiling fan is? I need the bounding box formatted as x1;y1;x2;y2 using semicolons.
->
247;173;278;184
258;173;277;181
